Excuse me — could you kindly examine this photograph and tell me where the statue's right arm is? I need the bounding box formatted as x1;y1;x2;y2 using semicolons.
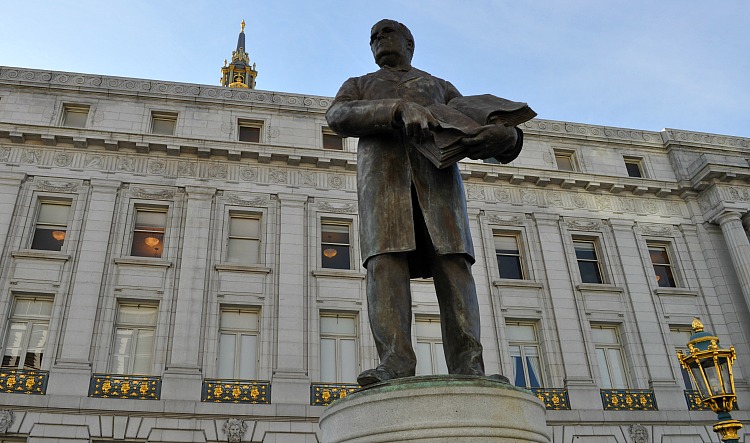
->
325;77;403;138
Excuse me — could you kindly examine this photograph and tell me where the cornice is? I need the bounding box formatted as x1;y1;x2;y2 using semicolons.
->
520;119;663;147
663;128;750;151
0;66;332;113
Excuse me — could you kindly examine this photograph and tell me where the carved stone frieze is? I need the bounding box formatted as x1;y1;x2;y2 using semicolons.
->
269;169;287;183
0;147;10;161
54;151;74;167
328;174;345;189
494;188;511;203
36;179;78;193
640;223;674;237
208;163;228;179
523;119;663;145
728;186;750;202
565;218;601;231
318;202;357;214
178;161;197;177
226;194;267;207
467;185;485;200
300;171;317;186
487;213;525;226
240;167;258;182
130;186;175;200
21;148;41;164
147;159;166;175
116;156;135;172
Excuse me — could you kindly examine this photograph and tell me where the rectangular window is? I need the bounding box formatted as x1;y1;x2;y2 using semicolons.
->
150;111;178;135
130;208;167;258
648;243;677;288
506;322;543;388
62;104;89;128
238;119;262;142
30;201;71;251
323;128;344;150
554;150;577;172
217;308;259;380
669;326;694;389
495;233;525;279
226;214;261;264
319;314;358;383
574;238;604;284
624;157;645;178
591;324;627;389
321;221;351;270
109;304;157;375
415;317;448;376
2;297;53;369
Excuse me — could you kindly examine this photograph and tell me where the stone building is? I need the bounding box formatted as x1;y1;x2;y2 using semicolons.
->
0;25;748;443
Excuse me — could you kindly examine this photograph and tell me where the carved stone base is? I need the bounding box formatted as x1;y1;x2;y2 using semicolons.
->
319;375;550;443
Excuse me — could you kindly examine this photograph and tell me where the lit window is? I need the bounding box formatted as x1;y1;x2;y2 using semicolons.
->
669;326;694;389
495;233;525;279
62;104;89;128
217;308;259;380
131;208;167;258
554;150;577;172
2;297;53;369
574;238;604;284
238;119;262;142
227;214;261;264
319;314;358;383
30;201;71;251
415;317;448;376
109;304;157;375
506;322;543;388
624;157;645;178
323;128;344;150
151;111;178;135
321;221;351;270
591;324;627;389
648;243;677;288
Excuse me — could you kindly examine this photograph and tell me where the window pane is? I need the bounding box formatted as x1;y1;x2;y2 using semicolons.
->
111;329;133;374
31;227;66;251
2;322;26;368
152;118;176;135
494;235;519;254
526;353;542;388
556;154;574;171
591;326;618;345
574;241;598;260
239;125;260;142
323;133;344;150
117;305;158;326
654;265;677;287
416;342;433;375
507;324;536;342
135;210;167;230
512;355;526;387
339;339;357;383
607;348;627;389
320;338;336;382
230;217;260;238
38;203;71;224
415;319;442;338
648;246;670;264
578;261;602;284
321;224;350;244
625;161;643;178
221;310;259;331
434;343;448;374
321;244;350;269
497;255;523;279
320;316;356;335
227;238;260;263
63;108;88;128
238;334;257;379
132;330;154;374
595;348;612;389
218;333;236;379
24;323;48;369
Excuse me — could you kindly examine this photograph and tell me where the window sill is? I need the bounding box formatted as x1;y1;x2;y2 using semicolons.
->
114;257;172;268
654;287;698;297
576;283;624;293
493;279;543;289
312;269;366;279
215;263;272;274
12;250;71;261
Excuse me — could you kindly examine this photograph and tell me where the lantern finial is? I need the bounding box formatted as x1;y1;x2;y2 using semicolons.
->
691;318;704;333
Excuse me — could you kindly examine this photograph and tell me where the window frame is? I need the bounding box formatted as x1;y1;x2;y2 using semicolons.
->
322;127;345;151
669;325;695;390
554;149;578;172
61;103;90;128
30;199;72;252
108;302;158;375
505;320;544;388
319;312;359;383
130;206;169;258
150;111;178;136
591;323;629;389
2;296;54;370
217;307;260;380
414;316;448;376
320;219;353;270
573;237;606;284
647;242;678;288
225;212;262;264
494;231;526;280
237;118;263;143
623;156;646;178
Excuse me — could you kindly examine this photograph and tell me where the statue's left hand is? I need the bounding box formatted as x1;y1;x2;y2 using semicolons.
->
461;125;518;160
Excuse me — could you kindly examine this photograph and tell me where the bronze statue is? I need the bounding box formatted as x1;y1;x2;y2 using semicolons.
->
326;19;526;386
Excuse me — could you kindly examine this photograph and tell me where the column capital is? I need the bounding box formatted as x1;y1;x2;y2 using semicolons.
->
184;186;216;200
89;179;121;193
0;171;26;186
714;210;743;226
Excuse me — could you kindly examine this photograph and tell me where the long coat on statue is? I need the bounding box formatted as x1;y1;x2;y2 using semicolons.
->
326;67;474;278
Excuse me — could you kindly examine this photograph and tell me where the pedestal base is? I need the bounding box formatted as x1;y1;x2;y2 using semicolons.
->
319;375;550;443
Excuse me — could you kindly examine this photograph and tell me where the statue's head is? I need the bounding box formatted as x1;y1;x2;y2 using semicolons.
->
370;19;414;68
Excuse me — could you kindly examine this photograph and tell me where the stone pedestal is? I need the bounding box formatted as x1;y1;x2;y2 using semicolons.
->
319;376;550;443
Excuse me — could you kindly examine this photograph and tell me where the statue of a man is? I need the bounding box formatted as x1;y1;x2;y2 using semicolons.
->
326;19;524;386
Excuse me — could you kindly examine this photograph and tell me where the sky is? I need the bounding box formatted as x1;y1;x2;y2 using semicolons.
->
2;0;748;138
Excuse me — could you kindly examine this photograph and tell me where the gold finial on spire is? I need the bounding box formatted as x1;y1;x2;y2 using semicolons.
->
241;20;246;32
692;318;704;333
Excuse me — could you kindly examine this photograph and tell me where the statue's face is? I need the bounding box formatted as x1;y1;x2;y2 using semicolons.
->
370;23;412;68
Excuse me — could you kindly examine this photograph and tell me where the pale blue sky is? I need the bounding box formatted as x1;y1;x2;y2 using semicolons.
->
2;1;748;137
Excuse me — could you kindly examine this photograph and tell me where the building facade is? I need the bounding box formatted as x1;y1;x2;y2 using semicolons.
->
0;63;748;442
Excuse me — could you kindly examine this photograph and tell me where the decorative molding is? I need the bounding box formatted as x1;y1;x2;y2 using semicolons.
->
664;129;750;149
130;186;175;200
601;389;657;411
728;186;750;201
318;202;357;214
494;188;511;203
531;388;571;410
310;382;358;406
328;174;345;189
88;373;161;400
240;167;257;182
487;214;525;226
565;218;601;231
203;379;270;405
639;223;674;237
269;168;287;183
0;409;14;433
36;179;78;193
522;119;663;145
226;194;267;207
222;418;248;443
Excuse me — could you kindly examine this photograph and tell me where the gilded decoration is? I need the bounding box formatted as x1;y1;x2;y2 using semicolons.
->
202;379;270;404
311;383;358;406
88;374;161;400
531;388;571;410
600;389;657;411
684;389;713;411
0;368;48;395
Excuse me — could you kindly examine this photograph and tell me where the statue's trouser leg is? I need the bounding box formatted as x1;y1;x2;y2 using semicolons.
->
430;253;485;375
365;252;417;377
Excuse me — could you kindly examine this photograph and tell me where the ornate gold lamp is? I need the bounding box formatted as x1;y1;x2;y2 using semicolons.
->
677;318;742;442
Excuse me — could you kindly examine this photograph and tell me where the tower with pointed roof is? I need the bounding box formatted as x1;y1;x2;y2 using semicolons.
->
221;20;257;89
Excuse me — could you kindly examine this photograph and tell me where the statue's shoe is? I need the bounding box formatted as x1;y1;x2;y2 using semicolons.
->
357;367;396;386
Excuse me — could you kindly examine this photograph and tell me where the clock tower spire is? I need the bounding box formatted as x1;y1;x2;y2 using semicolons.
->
221;20;257;89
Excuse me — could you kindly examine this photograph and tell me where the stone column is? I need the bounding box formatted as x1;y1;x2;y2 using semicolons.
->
715;210;750;315
271;193;310;403
161;186;215;400
0;172;26;252
47;179;121;396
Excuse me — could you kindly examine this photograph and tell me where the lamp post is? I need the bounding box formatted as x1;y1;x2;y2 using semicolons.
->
677;318;743;442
